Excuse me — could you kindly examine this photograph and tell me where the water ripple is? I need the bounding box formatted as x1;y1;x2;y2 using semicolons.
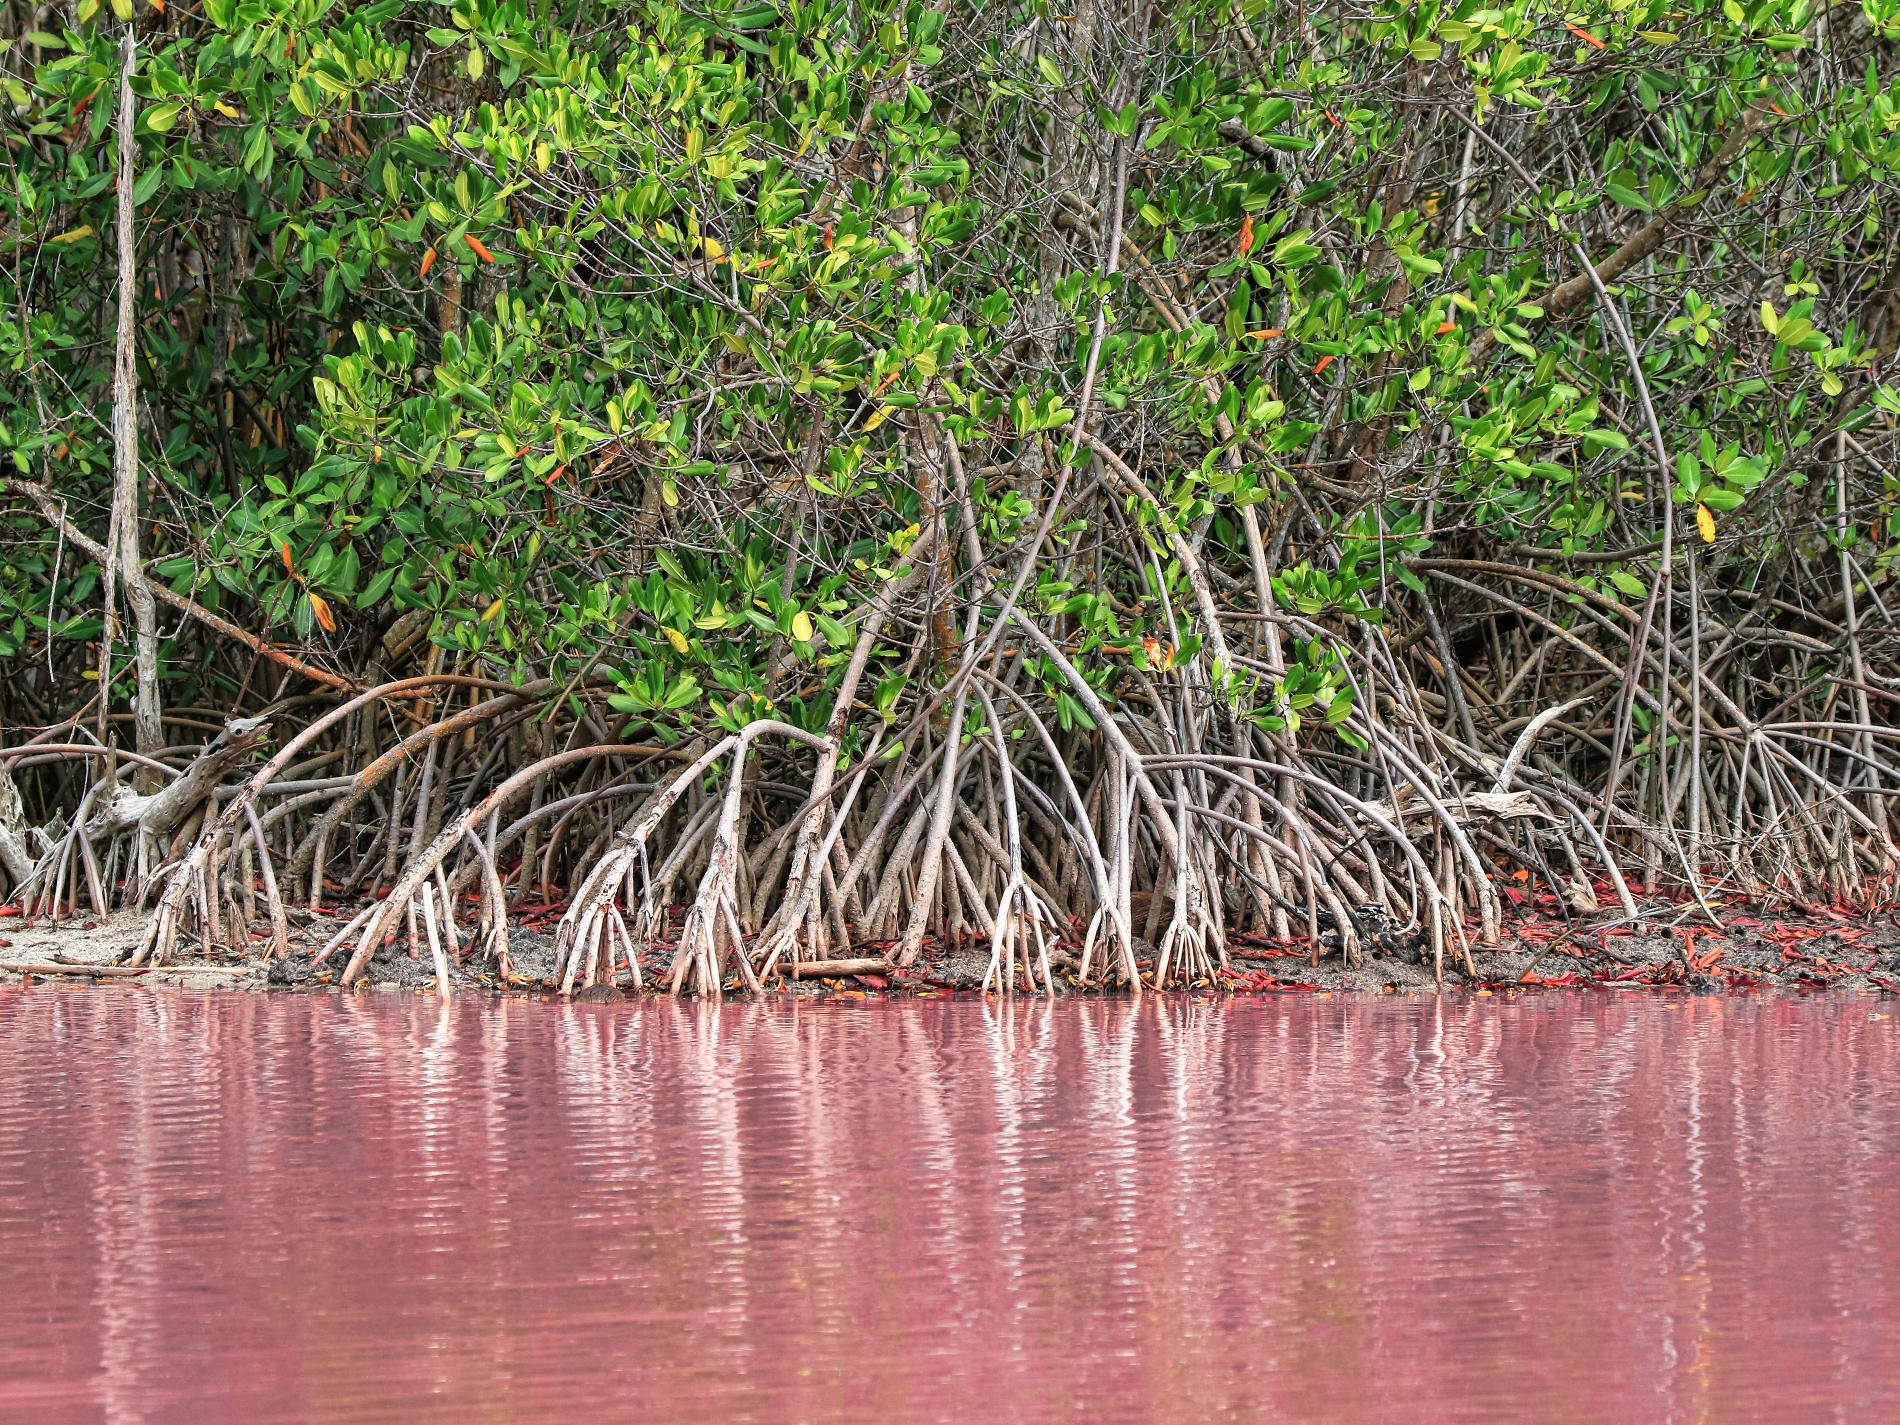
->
0;988;1896;1423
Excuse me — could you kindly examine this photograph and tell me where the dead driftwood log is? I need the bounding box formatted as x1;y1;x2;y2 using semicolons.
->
0;961;149;979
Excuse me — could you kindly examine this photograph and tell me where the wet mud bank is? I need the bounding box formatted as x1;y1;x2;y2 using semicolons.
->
5;895;1898;999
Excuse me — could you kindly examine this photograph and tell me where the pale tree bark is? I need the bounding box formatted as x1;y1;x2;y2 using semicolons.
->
105;23;163;793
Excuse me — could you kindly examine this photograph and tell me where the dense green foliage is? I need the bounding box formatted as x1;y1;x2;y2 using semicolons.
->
5;0;1900;982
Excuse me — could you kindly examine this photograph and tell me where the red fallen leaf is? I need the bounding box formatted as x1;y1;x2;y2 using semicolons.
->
854;973;889;989
1566;23;1606;48
0;906;20;917
1311;354;1336;375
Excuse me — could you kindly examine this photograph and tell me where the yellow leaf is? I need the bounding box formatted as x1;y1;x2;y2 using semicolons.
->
791;611;814;642
308;591;336;633
1695;503;1716;543
48;226;94;244
213;101;240;119
481;597;505;622
662;626;689;654
861;404;893;432
700;235;726;264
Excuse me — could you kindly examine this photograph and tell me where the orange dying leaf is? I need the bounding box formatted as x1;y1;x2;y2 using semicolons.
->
1768;102;1787;117
308;591;336;634
1322;108;1341;128
873;369;900;397
1237;213;1256;257
544;464;566;487
280;541;295;576
1311;354;1336;375
1435;320;1457;335
822;223;835;251
1565;23;1606;48
419;246;438;279
1245;328;1285;340
463;233;495;264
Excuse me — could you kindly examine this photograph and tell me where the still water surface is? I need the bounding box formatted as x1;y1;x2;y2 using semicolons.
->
1;988;1896;1422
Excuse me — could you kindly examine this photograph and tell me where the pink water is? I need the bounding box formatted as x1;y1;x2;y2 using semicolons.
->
1;989;1897;1423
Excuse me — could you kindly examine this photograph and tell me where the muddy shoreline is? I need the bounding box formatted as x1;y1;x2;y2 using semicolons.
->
5;894;1899;998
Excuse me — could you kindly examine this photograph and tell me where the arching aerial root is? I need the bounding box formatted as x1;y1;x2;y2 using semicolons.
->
13;651;1896;996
